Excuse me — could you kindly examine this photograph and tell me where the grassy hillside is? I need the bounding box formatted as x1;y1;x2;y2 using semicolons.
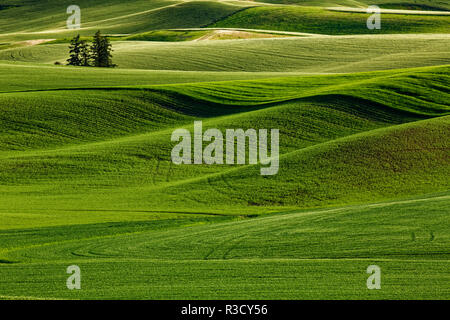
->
171;115;449;208
0;66;448;230
0;193;448;299
0;61;305;92
1;34;449;72
124;30;211;42
212;6;450;35
160;66;450;114
0;0;250;41
0;0;448;301
255;0;450;11
1;0;448;43
123;29;289;41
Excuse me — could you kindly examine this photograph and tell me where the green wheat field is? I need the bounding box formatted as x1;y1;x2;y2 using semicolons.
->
0;0;449;300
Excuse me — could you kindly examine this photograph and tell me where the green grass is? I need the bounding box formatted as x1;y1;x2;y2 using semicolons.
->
0;193;449;299
1;34;449;72
0;61;309;92
0;0;249;42
46;29;288;43
159;66;450;114
1;0;448;43
255;0;450;11
212;6;450;35
377;3;450;11
122;29;288;41
123;30;210;42
0;66;448;228
0;0;449;300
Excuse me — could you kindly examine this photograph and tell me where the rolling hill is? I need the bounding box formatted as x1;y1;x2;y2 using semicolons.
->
0;65;448;225
212;5;450;35
0;192;449;299
1;34;449;72
257;0;450;11
0;0;448;300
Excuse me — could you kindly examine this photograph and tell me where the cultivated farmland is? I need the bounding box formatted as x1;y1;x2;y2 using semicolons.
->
0;0;449;300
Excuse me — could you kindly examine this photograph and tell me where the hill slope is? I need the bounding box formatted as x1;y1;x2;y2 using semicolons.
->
212;6;450;35
1;34;449;73
0;0;448;301
0;1;249;38
0;192;449;299
255;0;450;11
0;66;448;229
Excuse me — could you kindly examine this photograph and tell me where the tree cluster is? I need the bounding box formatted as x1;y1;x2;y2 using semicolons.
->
67;31;116;67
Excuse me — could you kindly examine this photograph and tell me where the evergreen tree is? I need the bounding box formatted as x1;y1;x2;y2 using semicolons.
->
79;40;91;67
90;30;116;68
90;31;102;67
101;35;116;68
67;34;83;66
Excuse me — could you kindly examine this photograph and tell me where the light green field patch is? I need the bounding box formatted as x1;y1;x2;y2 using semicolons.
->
0;194;448;299
1;34;449;72
0;0;448;301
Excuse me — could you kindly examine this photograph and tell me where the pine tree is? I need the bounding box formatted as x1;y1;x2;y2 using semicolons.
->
79;40;91;67
67;34;83;66
90;31;102;67
90;30;116;68
101;35;116;68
